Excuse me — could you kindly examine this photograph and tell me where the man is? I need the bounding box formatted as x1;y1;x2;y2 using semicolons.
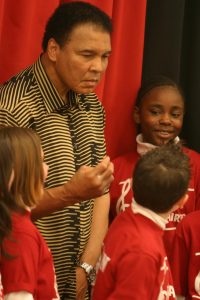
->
0;2;113;299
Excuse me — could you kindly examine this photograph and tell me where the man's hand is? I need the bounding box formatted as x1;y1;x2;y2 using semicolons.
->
76;267;88;300
31;156;114;220
67;156;114;200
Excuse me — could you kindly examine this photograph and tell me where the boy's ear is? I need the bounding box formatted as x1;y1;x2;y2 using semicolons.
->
133;106;141;124
176;193;188;210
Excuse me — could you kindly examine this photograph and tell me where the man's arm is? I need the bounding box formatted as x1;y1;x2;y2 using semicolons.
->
0;111;114;221
31;156;114;220
75;193;110;300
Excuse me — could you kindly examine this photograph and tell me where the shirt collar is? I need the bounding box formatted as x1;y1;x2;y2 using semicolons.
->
33;56;82;113
136;134;180;156
131;201;167;230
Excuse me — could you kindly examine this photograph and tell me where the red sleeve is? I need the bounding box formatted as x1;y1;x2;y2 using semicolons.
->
184;147;200;210
1;232;39;295
170;224;189;296
0;275;3;300
191;152;200;211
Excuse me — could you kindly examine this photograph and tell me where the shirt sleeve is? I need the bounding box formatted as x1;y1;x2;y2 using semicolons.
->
1;232;40;295
192;152;200;211
0;108;19;126
4;291;34;300
170;224;189;296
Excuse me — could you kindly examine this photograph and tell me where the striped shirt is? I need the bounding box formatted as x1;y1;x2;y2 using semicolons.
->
0;57;106;299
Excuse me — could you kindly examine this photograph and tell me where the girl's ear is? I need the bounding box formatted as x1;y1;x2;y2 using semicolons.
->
178;193;188;209
133;106;141;124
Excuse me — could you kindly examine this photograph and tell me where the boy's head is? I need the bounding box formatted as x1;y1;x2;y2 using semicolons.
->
132;143;190;213
134;76;185;146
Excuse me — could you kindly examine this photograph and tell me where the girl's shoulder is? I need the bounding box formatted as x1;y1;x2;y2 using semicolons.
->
112;151;140;165
182;146;200;161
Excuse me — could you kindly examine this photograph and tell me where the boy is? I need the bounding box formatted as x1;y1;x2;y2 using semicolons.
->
93;144;190;300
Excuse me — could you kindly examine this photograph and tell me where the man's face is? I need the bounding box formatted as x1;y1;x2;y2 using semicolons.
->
51;23;111;95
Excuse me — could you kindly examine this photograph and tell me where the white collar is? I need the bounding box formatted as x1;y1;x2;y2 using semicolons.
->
136;134;180;156
131;200;167;230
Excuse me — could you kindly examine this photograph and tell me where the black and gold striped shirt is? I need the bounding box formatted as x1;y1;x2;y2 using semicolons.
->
0;57;106;299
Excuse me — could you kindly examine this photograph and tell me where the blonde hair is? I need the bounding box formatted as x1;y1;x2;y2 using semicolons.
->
0;126;44;210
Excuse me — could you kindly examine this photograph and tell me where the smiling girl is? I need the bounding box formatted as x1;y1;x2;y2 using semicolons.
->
109;76;200;261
